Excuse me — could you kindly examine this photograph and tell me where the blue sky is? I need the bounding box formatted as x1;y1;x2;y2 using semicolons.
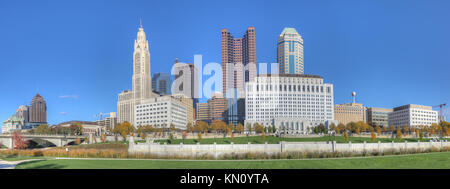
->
0;0;449;126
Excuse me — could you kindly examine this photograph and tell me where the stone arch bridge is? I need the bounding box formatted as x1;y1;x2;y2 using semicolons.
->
0;134;82;149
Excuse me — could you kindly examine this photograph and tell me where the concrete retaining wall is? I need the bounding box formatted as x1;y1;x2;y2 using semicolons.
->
128;137;450;158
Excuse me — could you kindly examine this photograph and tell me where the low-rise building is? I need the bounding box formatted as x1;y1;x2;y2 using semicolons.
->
367;107;392;127
96;112;118;131
388;104;438;128
134;96;187;130
334;103;367;125
58;121;105;136
1;115;24;134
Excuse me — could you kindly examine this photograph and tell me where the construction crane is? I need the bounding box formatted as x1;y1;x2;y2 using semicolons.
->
95;112;110;121
432;103;447;123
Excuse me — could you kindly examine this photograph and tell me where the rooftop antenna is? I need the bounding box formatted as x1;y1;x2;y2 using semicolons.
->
140;17;143;28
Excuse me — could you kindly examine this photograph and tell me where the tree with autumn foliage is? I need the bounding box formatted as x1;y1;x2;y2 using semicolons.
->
403;124;409;137
114;121;135;141
236;123;244;134
343;131;348;142
69;123;83;135
371;131;376;141
12;131;28;149
375;125;381;136
144;125;154;133
182;130;187;143
186;122;194;134
141;132;146;140
337;123;345;135
396;127;402;141
197;132;202;143
75;137;81;145
195;121;209;135
329;123;336;134
431;123;441;137
102;133;107;143
382;126;387;134
355;127;360;136
211;120;221;136
35;124;51;134
247;123;253;134
444;127;449;137
169;123;176;134
335;127;340;135
226;123;233;137
389;125;395;133
254;123;265;134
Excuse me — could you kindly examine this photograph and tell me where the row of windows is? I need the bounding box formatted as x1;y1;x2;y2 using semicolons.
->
136;102;168;109
255;78;321;85
250;84;331;93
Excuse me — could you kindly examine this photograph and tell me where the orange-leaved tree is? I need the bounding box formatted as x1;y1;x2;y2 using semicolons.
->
12;131;28;149
236;123;244;134
396;127;402;140
344;131;348;142
371;131;376;141
376;126;381;136
262;132;266;143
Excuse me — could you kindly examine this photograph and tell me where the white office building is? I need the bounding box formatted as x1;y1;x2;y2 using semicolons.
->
245;74;337;134
134;96;187;130
388;104;438;128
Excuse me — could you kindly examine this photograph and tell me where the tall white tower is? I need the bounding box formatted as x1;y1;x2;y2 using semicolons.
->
132;22;152;103
117;20;153;125
277;27;304;74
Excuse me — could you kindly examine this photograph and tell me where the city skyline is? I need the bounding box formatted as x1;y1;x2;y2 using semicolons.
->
1;0;449;126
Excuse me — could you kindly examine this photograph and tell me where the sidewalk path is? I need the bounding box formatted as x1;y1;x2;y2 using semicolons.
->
0;159;41;169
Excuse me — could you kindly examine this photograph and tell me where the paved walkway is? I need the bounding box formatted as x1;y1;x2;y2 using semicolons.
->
0;159;41;169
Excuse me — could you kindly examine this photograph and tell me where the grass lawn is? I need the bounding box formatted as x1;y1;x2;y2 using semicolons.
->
15;151;450;169
153;135;443;145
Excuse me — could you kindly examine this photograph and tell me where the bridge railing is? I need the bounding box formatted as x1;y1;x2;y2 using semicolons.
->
0;133;82;138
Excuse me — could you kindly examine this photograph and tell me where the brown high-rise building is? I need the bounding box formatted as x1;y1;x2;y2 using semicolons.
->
29;93;47;123
194;93;228;124
196;102;211;122
221;27;256;97
208;93;228;121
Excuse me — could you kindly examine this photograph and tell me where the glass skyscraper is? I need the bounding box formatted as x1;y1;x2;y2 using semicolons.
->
152;72;172;95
